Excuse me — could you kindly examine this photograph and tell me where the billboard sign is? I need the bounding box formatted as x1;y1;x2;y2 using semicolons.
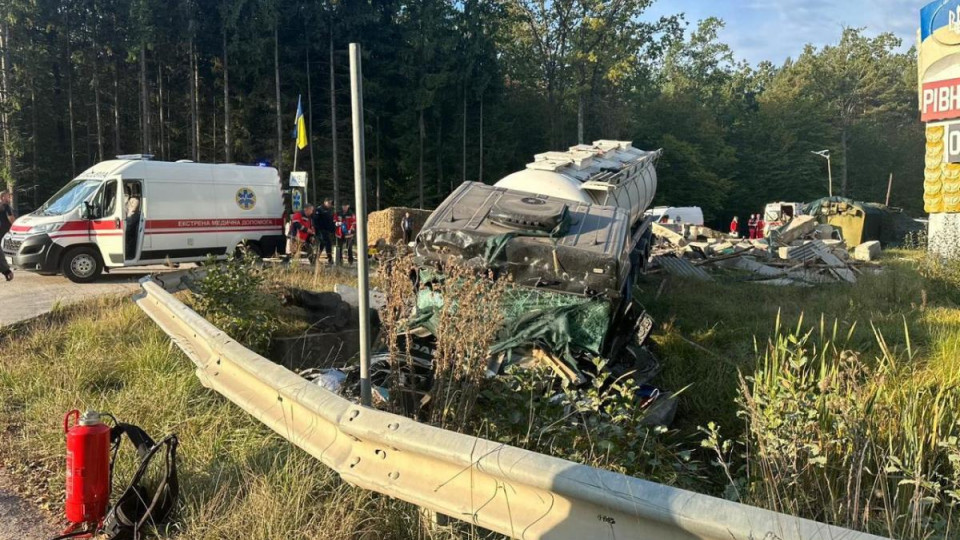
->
944;121;960;162
922;0;960;45
922;77;960;121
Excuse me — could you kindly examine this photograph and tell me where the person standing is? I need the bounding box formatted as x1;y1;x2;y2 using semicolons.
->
757;215;766;239
0;191;13;280
312;198;336;264
289;204;316;260
401;212;414;244
334;203;356;265
125;192;141;258
747;214;758;239
729;216;739;237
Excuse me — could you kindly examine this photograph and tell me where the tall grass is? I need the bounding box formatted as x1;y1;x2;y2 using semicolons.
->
0;296;470;539
726;314;960;539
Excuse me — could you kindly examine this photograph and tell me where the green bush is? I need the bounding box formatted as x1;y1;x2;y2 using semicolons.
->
704;314;960;539
192;256;279;354
478;360;704;489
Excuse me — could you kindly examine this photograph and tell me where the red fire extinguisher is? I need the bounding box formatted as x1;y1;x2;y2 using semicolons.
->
63;409;111;528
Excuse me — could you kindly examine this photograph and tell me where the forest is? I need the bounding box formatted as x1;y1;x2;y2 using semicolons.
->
0;0;924;225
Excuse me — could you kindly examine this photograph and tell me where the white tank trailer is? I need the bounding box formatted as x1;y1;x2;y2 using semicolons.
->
494;140;661;230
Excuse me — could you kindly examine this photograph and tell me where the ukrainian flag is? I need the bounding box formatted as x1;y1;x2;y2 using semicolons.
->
294;95;308;150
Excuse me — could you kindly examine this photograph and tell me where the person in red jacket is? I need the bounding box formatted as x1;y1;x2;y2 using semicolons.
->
334;203;357;265
756;216;766;239
729;216;739;237
747;214;758;239
288;204;316;259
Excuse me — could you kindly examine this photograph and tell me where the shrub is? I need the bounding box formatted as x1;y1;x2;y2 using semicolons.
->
707;314;960;539
192;255;279;354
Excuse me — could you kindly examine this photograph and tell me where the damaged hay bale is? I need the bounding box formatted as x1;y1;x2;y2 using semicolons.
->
368;207;432;246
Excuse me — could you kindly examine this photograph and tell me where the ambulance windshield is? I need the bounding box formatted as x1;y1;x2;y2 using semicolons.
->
36;179;102;216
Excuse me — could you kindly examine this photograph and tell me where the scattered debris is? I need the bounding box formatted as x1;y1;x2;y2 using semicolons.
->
302;368;347;393
652;254;714;281
651;216;880;286
853;240;881;262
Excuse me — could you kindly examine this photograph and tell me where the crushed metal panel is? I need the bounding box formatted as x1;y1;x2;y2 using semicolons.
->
652;255;714;281
417;182;632;299
779;240;826;262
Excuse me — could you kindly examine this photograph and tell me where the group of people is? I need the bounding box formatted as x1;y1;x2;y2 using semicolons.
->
288;199;357;265
729;214;766;239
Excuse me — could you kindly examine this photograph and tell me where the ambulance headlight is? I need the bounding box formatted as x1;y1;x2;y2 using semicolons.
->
29;222;64;234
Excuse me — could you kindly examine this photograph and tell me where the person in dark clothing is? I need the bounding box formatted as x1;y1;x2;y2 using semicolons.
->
0;191;14;280
401;212;414;244
312;198;336;264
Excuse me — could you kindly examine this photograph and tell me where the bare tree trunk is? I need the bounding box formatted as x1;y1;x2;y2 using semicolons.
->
461;93;466;185
840;125;848;197
212;97;217;163
274;25;283;179
306;40;316;201
418;108;424;209
478;94;483;184
329;28;338;207
68;43;77;175
139;43;151;154
85;107;93;164
375;114;380;210
113;57;120;155
93;58;103;161
222;26;232;163
189;36;199;161
0;21;13;188
435;119;442;203
31;88;37;206
577;93;584;145
157;62;165;159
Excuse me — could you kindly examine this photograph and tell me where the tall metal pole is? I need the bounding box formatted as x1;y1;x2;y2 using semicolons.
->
827;155;833;198
349;43;372;407
885;172;893;206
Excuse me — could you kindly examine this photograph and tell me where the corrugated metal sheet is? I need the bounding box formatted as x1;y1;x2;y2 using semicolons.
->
653;255;714;281
782;239;825;261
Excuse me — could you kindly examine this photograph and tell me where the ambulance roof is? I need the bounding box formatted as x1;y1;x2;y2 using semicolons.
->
75;160;280;185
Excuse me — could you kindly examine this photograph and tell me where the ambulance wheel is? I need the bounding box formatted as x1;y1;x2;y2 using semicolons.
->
62;247;103;283
235;242;262;260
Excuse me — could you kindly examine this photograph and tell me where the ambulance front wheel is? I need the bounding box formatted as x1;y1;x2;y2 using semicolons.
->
62;247;103;283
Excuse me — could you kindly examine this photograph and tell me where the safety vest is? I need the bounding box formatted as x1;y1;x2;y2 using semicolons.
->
291;212;313;241
335;212;356;239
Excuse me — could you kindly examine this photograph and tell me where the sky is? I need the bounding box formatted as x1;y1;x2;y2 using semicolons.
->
642;0;922;65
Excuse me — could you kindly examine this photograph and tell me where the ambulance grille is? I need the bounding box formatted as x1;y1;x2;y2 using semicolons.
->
2;237;21;255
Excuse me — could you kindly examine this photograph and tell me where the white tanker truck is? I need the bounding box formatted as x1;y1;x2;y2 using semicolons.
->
417;140;661;303
411;140;662;379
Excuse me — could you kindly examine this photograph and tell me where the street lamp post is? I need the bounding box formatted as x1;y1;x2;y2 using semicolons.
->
811;150;833;197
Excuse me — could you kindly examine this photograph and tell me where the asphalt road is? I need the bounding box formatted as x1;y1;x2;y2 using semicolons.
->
0;266;182;326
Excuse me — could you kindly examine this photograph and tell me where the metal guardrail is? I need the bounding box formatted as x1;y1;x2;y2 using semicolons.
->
134;278;888;540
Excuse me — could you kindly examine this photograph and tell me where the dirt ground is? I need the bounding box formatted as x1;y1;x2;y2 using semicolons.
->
0;468;58;540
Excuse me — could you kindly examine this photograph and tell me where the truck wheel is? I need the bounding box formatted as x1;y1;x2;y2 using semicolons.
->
62;247;103;283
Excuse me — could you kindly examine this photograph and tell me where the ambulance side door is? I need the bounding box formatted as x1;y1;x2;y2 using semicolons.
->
87;178;125;267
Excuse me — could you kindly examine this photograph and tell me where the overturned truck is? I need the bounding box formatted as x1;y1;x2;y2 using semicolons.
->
411;140;662;382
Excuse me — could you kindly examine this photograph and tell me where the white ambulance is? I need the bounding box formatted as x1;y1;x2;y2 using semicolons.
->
3;157;285;282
